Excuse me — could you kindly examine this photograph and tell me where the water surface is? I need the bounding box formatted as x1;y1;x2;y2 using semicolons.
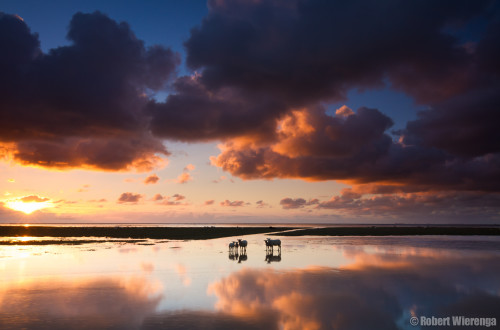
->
1;234;499;329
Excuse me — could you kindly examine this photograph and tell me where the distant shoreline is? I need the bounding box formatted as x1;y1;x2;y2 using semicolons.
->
1;225;499;242
0;226;297;240
273;226;500;236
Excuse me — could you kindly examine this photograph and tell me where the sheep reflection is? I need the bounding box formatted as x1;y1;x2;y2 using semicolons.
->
229;249;248;263
265;250;281;263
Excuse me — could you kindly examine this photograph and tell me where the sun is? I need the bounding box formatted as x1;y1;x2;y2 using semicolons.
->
5;200;53;214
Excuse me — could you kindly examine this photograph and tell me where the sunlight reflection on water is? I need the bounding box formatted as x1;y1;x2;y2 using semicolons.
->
0;235;499;329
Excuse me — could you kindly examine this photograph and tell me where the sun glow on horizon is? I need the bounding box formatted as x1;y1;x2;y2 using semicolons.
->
5;200;53;214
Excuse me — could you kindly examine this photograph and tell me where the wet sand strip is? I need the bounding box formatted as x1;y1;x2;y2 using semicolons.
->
273;226;500;236
0;226;299;240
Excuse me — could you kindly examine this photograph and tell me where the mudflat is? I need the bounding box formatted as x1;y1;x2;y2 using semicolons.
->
0;225;298;240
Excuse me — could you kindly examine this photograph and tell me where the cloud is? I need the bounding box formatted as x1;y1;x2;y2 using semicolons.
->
144;174;160;185
149;76;287;142
280;197;318;210
1;1;499;219
19;195;50;203
89;198;107;203
256;200;269;208
316;191;500;222
154;193;187;206
172;194;185;201
212;175;234;184
182;0;489;107
152;194;164;201
150;0;498;201
220;200;244;207
176;172;192;184
204;200;215;206
211;106;500;194
117;192;143;204
0;11;178;171
172;163;196;184
402;86;500;158
335;105;355;117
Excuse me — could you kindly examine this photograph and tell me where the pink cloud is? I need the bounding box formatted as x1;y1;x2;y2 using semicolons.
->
144;174;160;185
176;172;192;184
220;200;245;207
117;192;143;204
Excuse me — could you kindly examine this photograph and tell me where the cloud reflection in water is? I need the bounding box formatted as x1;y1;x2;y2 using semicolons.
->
0;277;162;329
208;249;500;330
1;242;499;329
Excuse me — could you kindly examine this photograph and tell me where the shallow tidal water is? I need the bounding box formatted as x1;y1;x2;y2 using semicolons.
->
1;234;500;329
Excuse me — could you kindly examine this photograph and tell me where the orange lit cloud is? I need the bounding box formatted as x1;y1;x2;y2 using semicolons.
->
0;276;162;329
209;251;500;330
0;12;178;172
176;172;192;184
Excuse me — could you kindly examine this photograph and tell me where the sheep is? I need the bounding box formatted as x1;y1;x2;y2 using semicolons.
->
237;239;247;253
264;238;281;253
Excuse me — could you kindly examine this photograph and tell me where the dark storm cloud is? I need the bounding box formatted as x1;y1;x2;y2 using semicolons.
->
0;11;178;170
149;76;285;142
397;14;500;158
145;0;500;199
1;0;499;202
403;84;500;158
315;191;500;222
12;134;168;171
212;105;500;192
152;0;492;142
184;0;488;104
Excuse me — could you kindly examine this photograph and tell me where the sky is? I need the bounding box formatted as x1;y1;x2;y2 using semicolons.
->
0;0;499;224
